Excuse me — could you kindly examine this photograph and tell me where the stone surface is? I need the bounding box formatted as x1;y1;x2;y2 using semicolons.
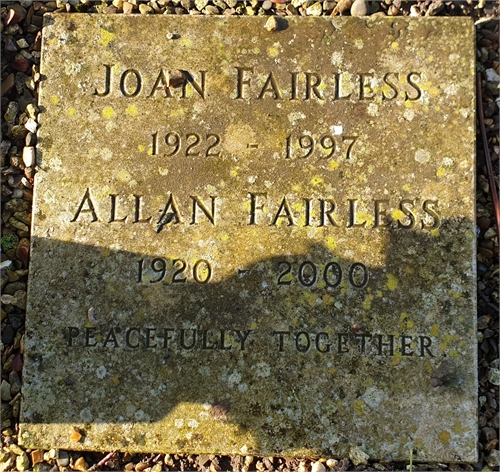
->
21;15;476;461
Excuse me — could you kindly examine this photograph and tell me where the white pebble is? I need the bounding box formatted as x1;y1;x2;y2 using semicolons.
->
311;461;326;472
16;38;29;49
24;118;37;133
22;146;35;167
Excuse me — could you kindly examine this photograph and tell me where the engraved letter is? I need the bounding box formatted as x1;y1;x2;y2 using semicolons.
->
422;199;440;230
234;330;253;351
180;329;196;350
220;330;232;350
347;199;366;228
319;199;339;227
145;328;157;348
103;328;119;348
134;195;152;224
303;198;312;226
157;194;183;226
85;327;97;347
398;199;416;229
295;331;310;352
273;331;290;352
334;73;352;100
68;327;80;347
419;336;434;357
305;73;323;100
374;200;390;228
182;71;206;99
248;192;267;225
355;333;372;354
337;333;349;353
235;67;254;99
258;72;282;99
382;72;399;100
290;72;299;100
359;73;375;100
405;72;422;101
191;196;216;225
149;69;172;98
376;334;394;356
109;194;128;223
125;328;140;349
95;64;113;97
401;335;414;356
162;328;175;349
271;197;295;226
201;330;217;350
315;332;331;353
71;188;98;222
120;69;142;98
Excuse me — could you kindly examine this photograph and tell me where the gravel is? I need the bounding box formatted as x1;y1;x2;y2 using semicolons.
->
1;0;499;471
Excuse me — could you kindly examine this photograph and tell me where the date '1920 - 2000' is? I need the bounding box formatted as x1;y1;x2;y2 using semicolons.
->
136;258;368;289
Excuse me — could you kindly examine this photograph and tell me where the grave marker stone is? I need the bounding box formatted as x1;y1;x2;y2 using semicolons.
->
20;15;477;462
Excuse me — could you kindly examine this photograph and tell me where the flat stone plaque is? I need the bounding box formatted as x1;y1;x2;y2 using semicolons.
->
21;15;477;462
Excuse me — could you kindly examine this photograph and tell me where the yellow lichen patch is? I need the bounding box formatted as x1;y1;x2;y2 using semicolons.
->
390;42;399;51
404;267;415;277
138;144;145;152
310;176;324;186
452;420;465;434
430;324;439;337
99;29;116;47
386;274;398;291
363;294;373;310
436;167;446;178
169;109;185;117
354;400;364;416
221;234;229;241
431;229;440;237
126;104;138;117
402;184;411;191
356;211;374;226
438;430;451;443
363;377;374;388
267;45;279;57
391;209;404;221
326;237;336;251
180;37;193;47
329;160;340;171
50;95;59;104
118;169;132;182
102;107;115;120
66;108;76;116
322;294;334;305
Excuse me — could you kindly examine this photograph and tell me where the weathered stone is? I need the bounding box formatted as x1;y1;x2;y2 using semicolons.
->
349;446;369;466
21;15;476;462
350;0;367;16
305;1;322;15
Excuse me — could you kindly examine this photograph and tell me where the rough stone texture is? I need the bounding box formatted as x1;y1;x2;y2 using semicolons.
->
20;15;476;462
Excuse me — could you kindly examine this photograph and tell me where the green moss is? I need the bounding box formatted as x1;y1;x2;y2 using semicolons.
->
1;234;19;251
